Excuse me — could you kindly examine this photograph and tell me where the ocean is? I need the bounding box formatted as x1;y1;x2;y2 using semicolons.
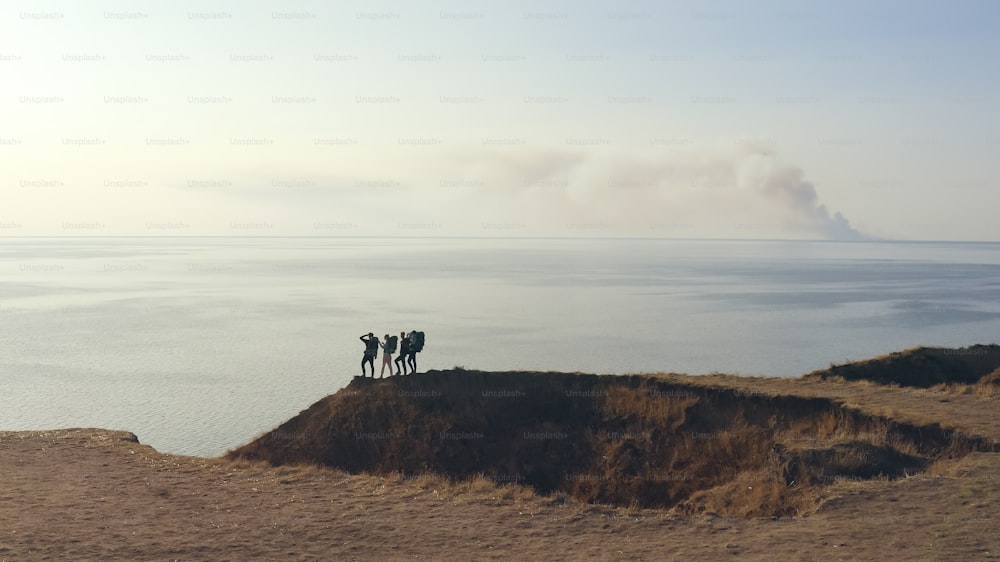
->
2;237;998;456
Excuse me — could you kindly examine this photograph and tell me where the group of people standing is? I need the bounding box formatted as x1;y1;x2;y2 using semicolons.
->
360;331;424;378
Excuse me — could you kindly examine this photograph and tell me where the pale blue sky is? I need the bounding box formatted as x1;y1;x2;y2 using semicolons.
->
2;0;998;239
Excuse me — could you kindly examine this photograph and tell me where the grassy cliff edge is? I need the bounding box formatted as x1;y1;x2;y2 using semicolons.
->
229;349;1000;517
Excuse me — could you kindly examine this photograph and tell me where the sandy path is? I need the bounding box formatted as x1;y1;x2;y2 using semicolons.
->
1;429;998;560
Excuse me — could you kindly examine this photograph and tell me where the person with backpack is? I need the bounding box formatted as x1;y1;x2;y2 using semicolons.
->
406;330;424;374
379;332;396;378
360;332;378;377
394;331;411;376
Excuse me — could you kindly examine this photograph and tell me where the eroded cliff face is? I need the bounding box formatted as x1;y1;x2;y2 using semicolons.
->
229;370;996;517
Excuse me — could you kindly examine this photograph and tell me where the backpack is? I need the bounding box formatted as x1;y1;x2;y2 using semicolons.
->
365;337;379;355
410;331;425;353
386;335;398;354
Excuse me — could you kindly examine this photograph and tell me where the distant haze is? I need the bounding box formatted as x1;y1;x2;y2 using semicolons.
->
1;0;997;240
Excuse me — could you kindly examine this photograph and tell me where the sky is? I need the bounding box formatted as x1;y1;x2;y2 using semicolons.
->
1;0;998;240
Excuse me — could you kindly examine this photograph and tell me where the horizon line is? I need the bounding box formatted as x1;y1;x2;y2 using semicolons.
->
1;234;999;244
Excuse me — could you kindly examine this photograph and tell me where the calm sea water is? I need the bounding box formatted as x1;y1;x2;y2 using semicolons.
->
2;237;999;456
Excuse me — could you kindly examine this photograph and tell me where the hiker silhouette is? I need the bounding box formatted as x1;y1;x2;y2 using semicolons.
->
394;331;411;375
406;330;419;373
378;333;394;378
360;333;378;377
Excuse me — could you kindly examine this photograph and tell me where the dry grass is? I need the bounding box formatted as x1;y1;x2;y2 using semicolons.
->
977;368;1000;397
230;364;999;520
7;345;1000;558
6;400;1000;558
805;344;1000;388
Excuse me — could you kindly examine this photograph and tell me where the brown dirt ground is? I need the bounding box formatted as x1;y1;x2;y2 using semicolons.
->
2;428;998;561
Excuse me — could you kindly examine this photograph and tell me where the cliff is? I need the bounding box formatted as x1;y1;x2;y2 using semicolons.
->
228;365;997;517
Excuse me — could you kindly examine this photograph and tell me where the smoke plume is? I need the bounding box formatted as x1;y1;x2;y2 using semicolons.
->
422;143;868;240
